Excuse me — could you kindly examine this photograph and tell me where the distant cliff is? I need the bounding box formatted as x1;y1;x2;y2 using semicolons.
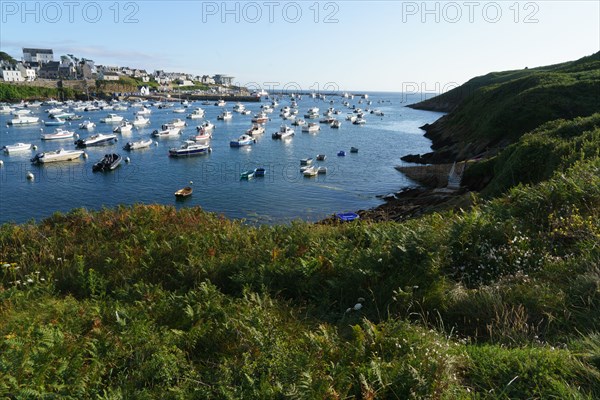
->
403;52;600;164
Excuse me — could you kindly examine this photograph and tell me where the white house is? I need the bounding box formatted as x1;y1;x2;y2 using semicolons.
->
16;63;36;81
213;74;234;86
100;72;120;81
0;65;24;82
22;48;54;64
140;86;150;95
201;75;215;85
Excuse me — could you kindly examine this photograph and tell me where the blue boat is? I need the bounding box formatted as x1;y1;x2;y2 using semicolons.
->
337;150;346;157
230;134;256;147
336;212;359;222
254;167;266;177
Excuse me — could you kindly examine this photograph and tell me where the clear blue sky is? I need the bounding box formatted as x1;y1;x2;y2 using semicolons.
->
1;1;598;92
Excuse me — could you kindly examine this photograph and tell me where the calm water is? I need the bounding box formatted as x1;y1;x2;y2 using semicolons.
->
0;92;443;224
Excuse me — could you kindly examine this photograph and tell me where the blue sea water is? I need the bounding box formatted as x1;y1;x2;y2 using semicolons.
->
0;92;444;225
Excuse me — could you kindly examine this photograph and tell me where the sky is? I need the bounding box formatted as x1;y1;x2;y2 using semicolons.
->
0;0;598;92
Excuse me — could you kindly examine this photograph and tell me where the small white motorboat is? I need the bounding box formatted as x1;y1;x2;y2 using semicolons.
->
152;127;181;138
246;124;265;136
132;115;150;126
123;139;153;150
79;120;96;130
3;143;32;154
217;110;233;121
302;123;320;133
100;113;124;123
31;148;84;164
196;121;215;132
113;121;134;134
41;128;75;140
230;134;256;147
272;125;294;139
163;119;186;129
187;108;205;119
8;115;40;125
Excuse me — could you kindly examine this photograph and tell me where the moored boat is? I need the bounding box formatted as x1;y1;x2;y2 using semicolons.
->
8;115;40;125
79;120;96;130
272;125;294;139
31;149;84;164
168;141;211;157
230;134;256;147
246;124;265;136
92;153;122;172
240;170;255;180
251;112;269;124
152;127;181;138
300;157;313;165
123;139;153;150
316;154;327;161
217;110;233;121
113;121;133;133
254;167;266;177
41;128;75;140
303;166;318;177
302;122;320;133
75;133;117;148
196;121;215;133
3;143;32;154
100;113;124;123
330;120;342;129
175;186;193;198
132;115;150;126
187;108;205;119
350;146;359;153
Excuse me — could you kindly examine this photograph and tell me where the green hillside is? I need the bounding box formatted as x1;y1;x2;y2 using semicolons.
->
406;52;600;163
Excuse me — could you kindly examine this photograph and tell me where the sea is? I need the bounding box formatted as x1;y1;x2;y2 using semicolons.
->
0;92;444;225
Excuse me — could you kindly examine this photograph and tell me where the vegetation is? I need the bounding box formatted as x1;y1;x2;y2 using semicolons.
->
0;51;17;65
0;83;80;102
409;51;600;162
1;53;600;398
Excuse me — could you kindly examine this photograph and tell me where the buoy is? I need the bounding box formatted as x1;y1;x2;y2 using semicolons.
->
0;160;4;167
26;171;34;180
154;141;158;146
74;133;79;139
125;157;130;163
83;152;88;159
32;145;37;150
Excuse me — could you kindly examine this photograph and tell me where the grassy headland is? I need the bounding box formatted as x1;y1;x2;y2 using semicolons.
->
1;53;600;398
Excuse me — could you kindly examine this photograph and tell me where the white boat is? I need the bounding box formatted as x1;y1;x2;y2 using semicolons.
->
44;117;66;126
346;114;357;123
172;108;186;114
163;119;186;129
233;103;246;112
0;105;15;114
169;141;211;157
132;115;150;126
41;128;75;140
353;118;367;125
304;107;320;119
251;112;269;124
75;133;117;148
152;127;181;138
303;166;318;177
246;124;265;136
272;125;294;139
317;166;327;174
230;134;256;147
261;104;274;113
113;104;128;111
84;105;99;112
302;122;320;133
136;107;152;116
196;121;215;133
47;107;63;115
31;149;84;164
192;131;212;142
100;113;124;123
187;108;205;119
330;120;342;129
240;109;251;115
12;109;31;116
217;110;233;121
300;157;313;165
3;143;32;154
113;121;134;133
292;119;305;126
79;120;96;130
8;115;40;125
215;99;226;107
123;139;153;150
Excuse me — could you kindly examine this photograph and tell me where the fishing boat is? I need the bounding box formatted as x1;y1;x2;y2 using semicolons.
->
330;120;342;129
152;127;181;138
192;131;212;142
254;167;266;177
197;120;215;133
251;112;269;124
100;113;124;123
319;116;336;124
316;154;327;161
3;143;32;154
230;134;256;147
233;103;246;112
187;108;205;119
350;147;359;153
163;119;186;129
136;107;152;116
303;166;318;177
317;166;327;174
174;186;193;198
240;170;255;180
168;141;211;157
304;107;320;119
41;128;75;140
75;133;117;148
217;110;233;121
300;157;313;165
44;117;66;126
113;121;133;134
79;120;96;130
8;115;40;125
292;118;306;126
302;122;320;133
215;99;226;107
132;115;150;126
246;124;265;136
123;139;153;150
92;153;122;172
31;149;84;164
272;125;294;139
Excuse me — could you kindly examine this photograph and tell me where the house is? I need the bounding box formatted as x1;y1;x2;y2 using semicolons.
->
213;74;234;86
140;86;150;95
201;75;215;85
79;59;97;80
0;63;24;82
37;61;60;79
99;72;120;81
22;48;54;64
16;63;36;81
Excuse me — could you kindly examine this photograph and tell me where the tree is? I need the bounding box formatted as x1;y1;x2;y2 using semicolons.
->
0;51;16;64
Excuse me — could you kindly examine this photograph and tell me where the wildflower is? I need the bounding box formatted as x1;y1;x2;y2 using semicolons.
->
27;278;33;283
